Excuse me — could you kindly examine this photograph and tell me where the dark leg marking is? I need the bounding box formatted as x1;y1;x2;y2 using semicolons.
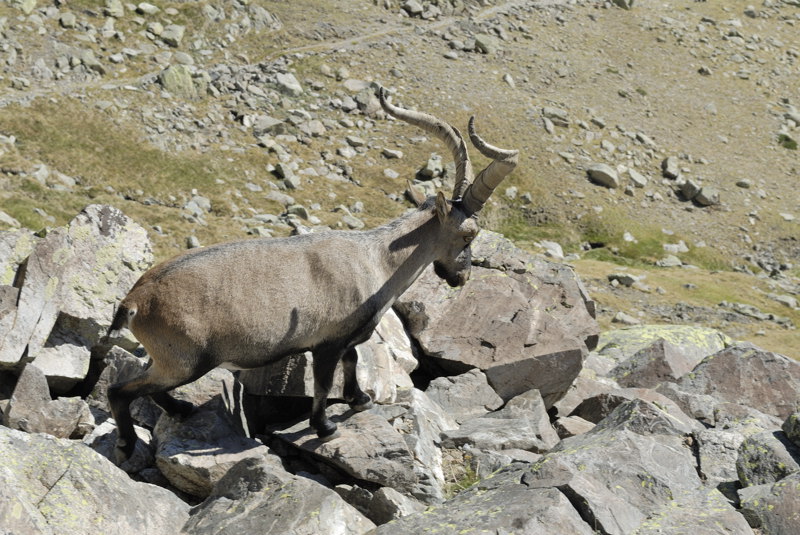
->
108;364;211;464
342;346;372;411
150;392;195;418
310;348;342;441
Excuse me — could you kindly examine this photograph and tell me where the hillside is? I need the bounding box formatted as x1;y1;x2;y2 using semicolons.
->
0;0;797;354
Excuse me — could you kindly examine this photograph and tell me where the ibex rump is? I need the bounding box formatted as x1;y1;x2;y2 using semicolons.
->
107;88;518;463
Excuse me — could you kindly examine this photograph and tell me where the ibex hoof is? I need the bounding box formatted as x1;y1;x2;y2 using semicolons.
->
317;429;341;442
350;399;373;412
114;439;134;466
348;393;373;412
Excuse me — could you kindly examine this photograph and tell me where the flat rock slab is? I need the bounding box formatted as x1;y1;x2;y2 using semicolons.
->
635;487;753;535
272;403;417;494
373;465;595;535
596;324;730;368
673;343;800;421
183;456;375;535
0;426;188;535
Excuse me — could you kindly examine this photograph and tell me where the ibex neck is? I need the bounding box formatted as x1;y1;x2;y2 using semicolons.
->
371;207;444;291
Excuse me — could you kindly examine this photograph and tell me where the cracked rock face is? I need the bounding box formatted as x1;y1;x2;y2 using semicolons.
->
0;426;189;535
0;205;152;391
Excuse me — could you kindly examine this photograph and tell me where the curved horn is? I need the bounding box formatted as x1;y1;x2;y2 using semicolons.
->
379;88;473;200
461;116;519;216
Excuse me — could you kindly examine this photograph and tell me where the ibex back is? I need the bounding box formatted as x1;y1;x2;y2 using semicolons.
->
107;88;518;463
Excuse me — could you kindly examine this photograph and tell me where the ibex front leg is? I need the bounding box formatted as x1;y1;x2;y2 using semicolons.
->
310;345;373;441
311;346;342;441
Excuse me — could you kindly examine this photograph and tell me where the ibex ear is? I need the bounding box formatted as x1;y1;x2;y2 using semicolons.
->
435;191;450;223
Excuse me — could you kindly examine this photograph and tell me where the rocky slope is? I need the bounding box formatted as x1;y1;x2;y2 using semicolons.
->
0;0;799;533
1;204;799;534
0;0;796;353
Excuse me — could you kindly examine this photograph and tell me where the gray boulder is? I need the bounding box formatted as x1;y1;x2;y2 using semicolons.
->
424;368;503;424
662;156;680;179
695;186;720;206
694;428;746;487
88;346;161;427
159;65;200;99
737;430;800;488
0;205;152;385
395;231;598;406
161;24;185;47
0;228;38;287
713;402;784;435
373;464;595;534
587;163;620;188
672;343;800;421
441;388;559;453
182;456;374;535
469;448;543;481
609;337;706;388
335;484;425;525
154;397;274;498
273;403;418;494
595;324;730;368
551;368;619;417
531;399;749;534
655;381;718;426
0;426;188;535
739;472;800;533
783;411;800;447
83;419;155;474
634;487;752;534
553;415;595;438
374;388;457;503
3;364;93;438
276;72;303;96
570;387;698;433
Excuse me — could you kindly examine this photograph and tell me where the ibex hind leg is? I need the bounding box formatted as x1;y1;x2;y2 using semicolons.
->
151;391;195;418
342;346;373;411
108;362;211;464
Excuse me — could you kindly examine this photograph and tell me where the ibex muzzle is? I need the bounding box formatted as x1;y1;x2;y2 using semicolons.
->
106;87;518;464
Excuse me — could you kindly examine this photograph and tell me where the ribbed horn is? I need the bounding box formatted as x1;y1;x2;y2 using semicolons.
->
379;88;473;200
461;116;519;216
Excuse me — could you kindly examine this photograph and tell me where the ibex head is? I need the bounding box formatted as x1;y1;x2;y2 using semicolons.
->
379;88;519;287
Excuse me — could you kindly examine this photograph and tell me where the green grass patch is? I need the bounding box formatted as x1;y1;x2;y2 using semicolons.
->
778;134;797;150
576;205;732;270
444;460;480;499
0;99;223;200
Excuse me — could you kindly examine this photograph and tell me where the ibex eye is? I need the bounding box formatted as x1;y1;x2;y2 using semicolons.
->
463;236;473;244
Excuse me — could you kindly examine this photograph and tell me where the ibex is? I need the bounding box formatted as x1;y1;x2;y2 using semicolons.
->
106;88;518;463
